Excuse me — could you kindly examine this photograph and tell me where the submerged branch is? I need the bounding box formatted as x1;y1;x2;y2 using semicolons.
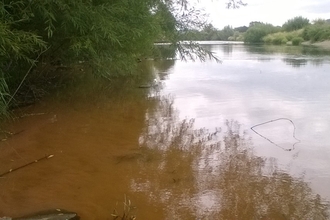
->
0;154;54;178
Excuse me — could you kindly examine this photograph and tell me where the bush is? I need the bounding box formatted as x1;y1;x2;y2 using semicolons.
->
292;37;304;45
303;24;330;42
286;33;294;41
272;35;288;45
244;23;279;43
263;30;303;45
236;35;244;41
263;35;273;44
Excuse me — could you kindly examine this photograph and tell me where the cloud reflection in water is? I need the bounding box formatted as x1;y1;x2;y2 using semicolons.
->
134;95;329;219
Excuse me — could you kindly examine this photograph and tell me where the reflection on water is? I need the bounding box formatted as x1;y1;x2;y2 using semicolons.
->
232;44;330;67
153;60;175;81
282;58;308;67
1;43;330;219
161;44;330;203
221;44;234;55
136;95;329;219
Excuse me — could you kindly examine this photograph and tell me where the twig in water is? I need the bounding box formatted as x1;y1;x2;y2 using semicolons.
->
0;130;24;141
13;112;46;119
251;118;301;151
0;154;54;178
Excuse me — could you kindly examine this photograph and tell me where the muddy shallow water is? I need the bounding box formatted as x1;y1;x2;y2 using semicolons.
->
1;43;330;219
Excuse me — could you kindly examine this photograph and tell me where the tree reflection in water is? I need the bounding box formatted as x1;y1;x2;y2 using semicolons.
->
135;95;329;219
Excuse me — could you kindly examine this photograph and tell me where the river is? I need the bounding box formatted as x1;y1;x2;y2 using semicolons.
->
0;42;330;219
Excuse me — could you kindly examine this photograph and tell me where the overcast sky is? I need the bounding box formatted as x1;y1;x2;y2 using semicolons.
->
200;0;330;29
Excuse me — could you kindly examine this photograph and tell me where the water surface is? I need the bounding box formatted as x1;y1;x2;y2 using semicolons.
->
0;43;330;219
159;44;330;200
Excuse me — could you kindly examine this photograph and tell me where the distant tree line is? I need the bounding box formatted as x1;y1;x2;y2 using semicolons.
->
181;16;330;46
181;24;247;41
245;16;330;45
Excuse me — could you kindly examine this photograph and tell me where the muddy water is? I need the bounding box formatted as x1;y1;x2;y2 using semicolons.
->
1;44;330;219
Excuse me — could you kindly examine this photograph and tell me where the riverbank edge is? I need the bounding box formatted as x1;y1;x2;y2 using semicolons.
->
302;40;330;50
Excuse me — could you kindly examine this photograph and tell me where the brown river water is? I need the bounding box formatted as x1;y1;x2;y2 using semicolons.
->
1;43;330;219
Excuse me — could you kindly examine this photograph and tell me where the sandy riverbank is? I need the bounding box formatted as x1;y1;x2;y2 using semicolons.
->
302;40;330;50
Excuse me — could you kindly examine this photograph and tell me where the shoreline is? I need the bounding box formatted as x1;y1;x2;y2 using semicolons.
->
302;40;330;50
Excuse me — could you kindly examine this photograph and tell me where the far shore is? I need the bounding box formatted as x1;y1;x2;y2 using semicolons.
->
302;40;330;50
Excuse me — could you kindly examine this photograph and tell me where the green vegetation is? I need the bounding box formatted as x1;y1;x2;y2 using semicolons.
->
244;23;279;43
292;37;304;46
262;30;303;45
1;0;329;119
282;16;310;32
182;24;245;41
244;17;330;46
0;0;160;117
303;22;330;42
179;16;330;46
2;0;247;118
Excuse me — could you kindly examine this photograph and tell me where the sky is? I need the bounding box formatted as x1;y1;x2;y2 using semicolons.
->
199;0;330;29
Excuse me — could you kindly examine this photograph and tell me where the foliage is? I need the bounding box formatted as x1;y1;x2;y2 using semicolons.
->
1;0;248;117
181;25;242;41
202;24;220;40
312;19;329;25
234;26;248;32
0;2;47;117
263;33;286;45
0;0;164;116
273;36;287;45
302;23;330;42
228;31;244;41
282;16;310;32
219;25;235;40
0;78;10;118
263;30;303;45
244;23;279;43
249;21;263;27
292;37;304;46
176;42;220;62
